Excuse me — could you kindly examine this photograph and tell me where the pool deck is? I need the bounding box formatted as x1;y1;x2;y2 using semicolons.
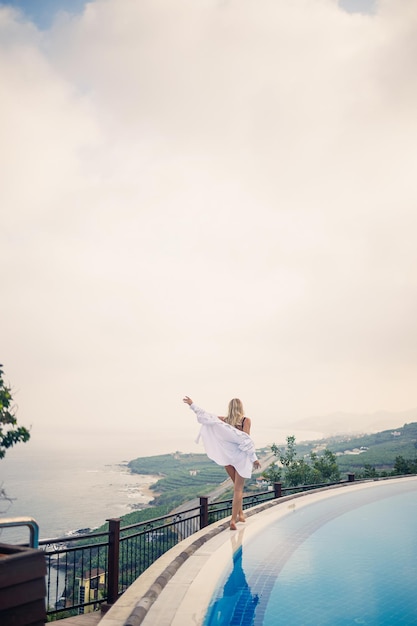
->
81;476;417;626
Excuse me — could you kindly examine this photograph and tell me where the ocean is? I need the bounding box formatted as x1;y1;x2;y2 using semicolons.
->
0;445;159;544
0;426;323;544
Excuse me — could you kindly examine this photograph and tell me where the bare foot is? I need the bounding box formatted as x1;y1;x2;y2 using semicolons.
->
230;521;237;531
238;514;246;523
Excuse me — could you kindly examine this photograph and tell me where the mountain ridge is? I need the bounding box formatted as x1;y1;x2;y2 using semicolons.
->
284;407;417;435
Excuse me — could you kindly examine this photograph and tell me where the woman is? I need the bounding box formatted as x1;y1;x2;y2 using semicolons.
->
183;396;261;530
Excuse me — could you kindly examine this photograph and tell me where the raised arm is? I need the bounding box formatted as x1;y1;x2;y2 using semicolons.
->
183;397;224;422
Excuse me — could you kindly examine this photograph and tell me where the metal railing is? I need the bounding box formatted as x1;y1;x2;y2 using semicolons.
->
0;516;40;548
35;478;350;619
39;485;280;619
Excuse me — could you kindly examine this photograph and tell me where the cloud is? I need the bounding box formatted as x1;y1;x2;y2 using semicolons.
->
1;0;417;445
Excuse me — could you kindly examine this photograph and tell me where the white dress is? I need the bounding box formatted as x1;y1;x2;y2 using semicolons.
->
189;403;258;479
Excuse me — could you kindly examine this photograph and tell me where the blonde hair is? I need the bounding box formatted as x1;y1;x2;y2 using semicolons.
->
225;398;244;427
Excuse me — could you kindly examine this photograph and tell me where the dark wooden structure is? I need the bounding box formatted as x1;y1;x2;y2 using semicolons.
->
0;543;47;626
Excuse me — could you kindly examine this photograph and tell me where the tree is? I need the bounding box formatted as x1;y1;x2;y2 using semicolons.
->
263;435;340;488
392;455;417;475
357;464;379;479
0;364;30;459
310;449;341;483
261;460;282;485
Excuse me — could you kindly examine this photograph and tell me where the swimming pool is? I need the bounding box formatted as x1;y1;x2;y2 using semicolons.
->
203;478;417;626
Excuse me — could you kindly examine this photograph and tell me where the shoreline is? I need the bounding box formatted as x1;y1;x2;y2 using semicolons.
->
138;475;161;501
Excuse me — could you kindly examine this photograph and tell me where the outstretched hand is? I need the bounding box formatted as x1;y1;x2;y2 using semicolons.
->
183;396;193;405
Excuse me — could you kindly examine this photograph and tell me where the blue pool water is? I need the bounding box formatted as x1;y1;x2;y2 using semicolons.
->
203;478;417;626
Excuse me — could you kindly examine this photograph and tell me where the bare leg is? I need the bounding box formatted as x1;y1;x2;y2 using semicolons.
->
230;472;245;530
225;466;246;523
225;465;236;481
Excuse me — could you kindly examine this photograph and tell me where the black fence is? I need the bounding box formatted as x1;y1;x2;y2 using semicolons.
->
40;485;280;619
39;478;352;620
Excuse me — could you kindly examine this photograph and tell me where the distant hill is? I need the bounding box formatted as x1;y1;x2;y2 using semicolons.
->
324;422;417;472
288;407;417;436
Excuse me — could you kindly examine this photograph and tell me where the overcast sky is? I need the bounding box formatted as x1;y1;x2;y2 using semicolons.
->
1;0;416;452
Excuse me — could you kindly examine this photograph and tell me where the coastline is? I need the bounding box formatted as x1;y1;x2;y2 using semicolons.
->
136;475;160;501
1;451;166;542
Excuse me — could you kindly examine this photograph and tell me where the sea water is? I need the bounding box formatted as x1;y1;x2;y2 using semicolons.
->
0;440;160;543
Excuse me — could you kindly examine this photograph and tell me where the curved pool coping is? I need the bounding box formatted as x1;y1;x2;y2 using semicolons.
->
100;476;417;626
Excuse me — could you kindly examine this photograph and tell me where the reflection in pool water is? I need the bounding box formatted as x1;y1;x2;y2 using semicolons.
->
203;530;259;625
203;478;417;626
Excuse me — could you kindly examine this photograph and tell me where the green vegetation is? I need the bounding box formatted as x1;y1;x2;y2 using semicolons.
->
128;453;235;509
262;435;340;487
262;423;417;483
323;422;417;476
127;423;417;509
84;503;174;537
0;364;30;460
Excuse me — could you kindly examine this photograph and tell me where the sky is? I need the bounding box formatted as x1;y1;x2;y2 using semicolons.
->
1;0;417;453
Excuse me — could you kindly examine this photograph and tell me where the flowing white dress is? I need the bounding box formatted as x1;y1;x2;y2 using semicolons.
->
189;403;258;479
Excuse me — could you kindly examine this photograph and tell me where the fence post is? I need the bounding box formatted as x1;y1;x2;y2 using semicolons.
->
200;496;209;529
106;518;120;605
347;473;355;482
273;482;282;498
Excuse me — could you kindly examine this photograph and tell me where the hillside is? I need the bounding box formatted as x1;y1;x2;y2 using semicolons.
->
128;452;235;508
311;422;417;472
